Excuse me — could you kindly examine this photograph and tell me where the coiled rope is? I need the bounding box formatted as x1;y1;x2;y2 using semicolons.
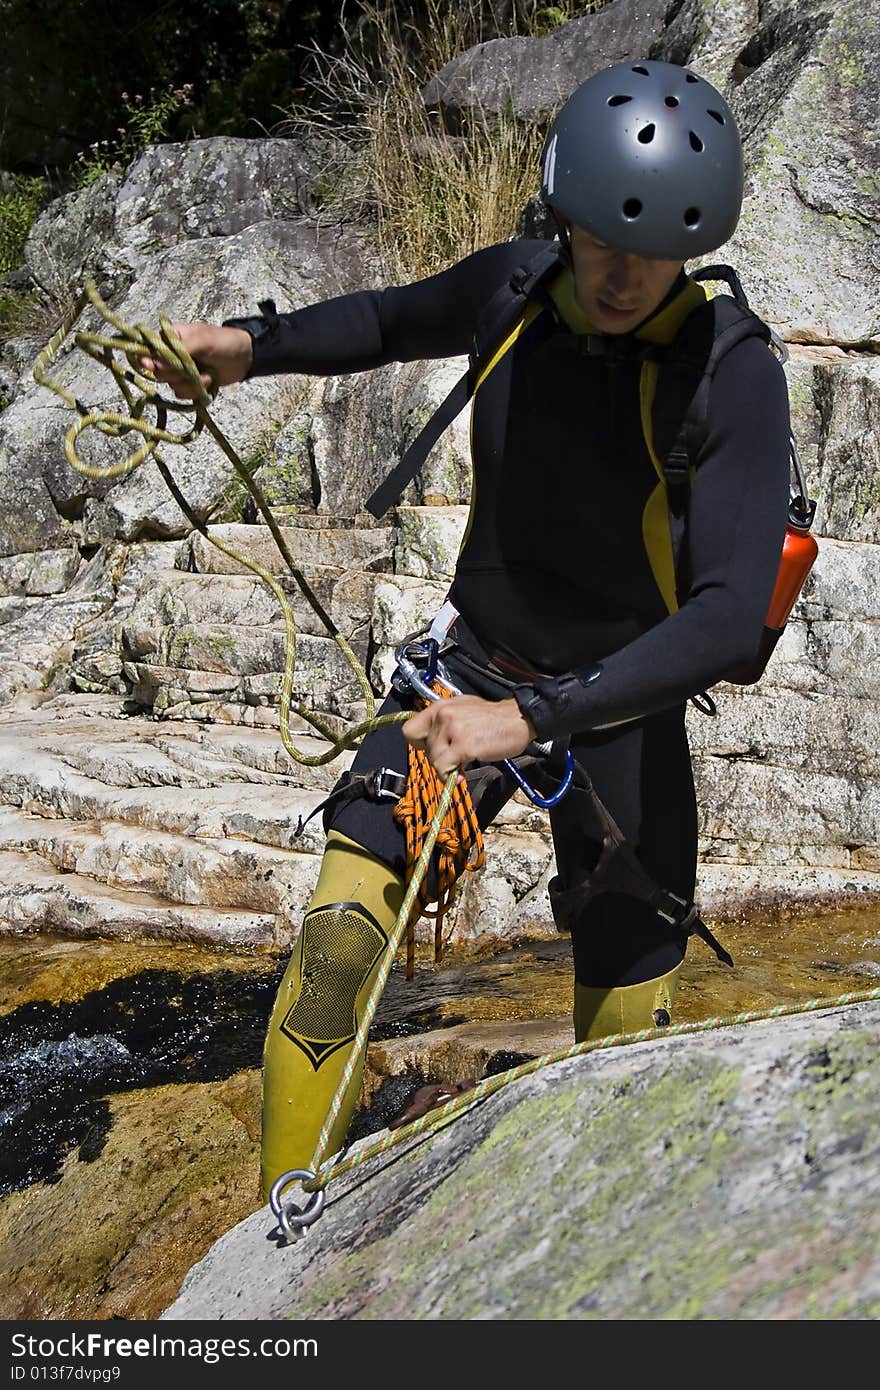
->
394;684;485;977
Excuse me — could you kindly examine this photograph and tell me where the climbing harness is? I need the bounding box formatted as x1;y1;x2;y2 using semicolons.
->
389;635;574;977
544;777;733;967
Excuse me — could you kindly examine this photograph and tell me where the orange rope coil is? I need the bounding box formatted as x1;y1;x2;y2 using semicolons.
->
393;685;485;977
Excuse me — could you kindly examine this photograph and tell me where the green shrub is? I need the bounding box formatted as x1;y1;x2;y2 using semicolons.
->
74;85;195;186
0;176;44;274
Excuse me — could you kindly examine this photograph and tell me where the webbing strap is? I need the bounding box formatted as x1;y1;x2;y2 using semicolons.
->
365;372;471;519
365;243;563;518
549;779;733;966
652;285;773;598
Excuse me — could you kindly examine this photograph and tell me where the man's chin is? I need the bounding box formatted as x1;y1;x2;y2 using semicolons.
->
593;298;641;331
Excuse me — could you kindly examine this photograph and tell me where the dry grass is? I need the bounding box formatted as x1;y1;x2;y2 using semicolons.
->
278;0;609;280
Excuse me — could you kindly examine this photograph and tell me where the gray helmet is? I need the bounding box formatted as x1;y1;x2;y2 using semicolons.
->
541;60;743;260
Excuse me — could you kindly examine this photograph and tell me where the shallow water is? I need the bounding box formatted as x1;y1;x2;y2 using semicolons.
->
1;906;878;1196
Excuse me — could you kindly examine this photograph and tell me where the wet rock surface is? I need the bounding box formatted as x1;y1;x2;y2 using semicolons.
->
165;997;880;1322
2;910;879;1319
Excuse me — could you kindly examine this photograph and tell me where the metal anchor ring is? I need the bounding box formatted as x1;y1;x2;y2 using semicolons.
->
268;1168;326;1240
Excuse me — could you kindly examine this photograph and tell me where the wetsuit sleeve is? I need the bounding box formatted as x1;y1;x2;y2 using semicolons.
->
225;242;550;378
513;339;792;740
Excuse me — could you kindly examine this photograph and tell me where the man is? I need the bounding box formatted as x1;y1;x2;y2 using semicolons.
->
141;60;791;1201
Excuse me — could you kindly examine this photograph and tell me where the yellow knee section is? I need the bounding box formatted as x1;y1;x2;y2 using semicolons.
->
573;962;682;1044
260;830;405;1202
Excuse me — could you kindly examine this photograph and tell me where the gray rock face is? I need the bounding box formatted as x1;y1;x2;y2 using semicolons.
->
421;0;673;124
1;4;879;945
162;997;880;1320
4;216;378;557
721;0;880;344
25;139;324;294
25;175;123;304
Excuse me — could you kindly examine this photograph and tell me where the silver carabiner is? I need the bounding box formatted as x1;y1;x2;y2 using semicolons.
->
393;640;459;705
392;639;575;809
269;1168;326;1243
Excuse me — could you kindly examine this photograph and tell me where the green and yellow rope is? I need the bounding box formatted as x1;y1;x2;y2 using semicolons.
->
32;278;464;1193
309;984;880;1192
32;277;410;765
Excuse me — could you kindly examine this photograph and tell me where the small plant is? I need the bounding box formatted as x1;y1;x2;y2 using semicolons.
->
0;175;45;275
74;83;195;186
527;2;607;37
0;287;35;340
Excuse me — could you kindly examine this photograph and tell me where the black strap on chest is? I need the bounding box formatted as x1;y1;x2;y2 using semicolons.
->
365;242;564;519
650;265;774;598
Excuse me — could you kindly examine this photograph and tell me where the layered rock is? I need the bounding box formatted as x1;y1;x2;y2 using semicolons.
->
0;0;879;947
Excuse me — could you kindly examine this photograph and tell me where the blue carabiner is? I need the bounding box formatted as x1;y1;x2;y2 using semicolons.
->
392;639;575;809
503;747;576;808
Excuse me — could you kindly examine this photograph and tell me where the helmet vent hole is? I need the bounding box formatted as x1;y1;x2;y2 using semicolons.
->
637;123;656;144
632;65;650;76
708;109;725;124
683;207;701;227
623;198;643;220
608;94;632;106
665;96;679;108
685;72;699;83
689;131;704;152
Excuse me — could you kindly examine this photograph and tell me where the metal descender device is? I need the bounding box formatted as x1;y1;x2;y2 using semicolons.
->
392;637;574;809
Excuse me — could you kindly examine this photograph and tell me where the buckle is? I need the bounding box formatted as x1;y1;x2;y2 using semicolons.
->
655;891;698;929
368;767;407;802
657;892;734;967
768;326;789;364
662;442;691;487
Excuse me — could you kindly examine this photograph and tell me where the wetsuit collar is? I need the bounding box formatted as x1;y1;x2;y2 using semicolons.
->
548;267;708;347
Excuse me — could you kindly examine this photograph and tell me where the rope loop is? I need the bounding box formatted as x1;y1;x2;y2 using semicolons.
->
393;684;485;977
31;276;402;767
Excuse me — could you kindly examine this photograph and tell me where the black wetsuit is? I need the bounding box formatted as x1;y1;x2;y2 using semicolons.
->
242;240;791;988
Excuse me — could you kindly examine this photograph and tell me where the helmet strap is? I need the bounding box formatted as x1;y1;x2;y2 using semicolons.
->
548;208;572;267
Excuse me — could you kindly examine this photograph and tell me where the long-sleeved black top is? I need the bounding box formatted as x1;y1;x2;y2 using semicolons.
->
237;239;791;739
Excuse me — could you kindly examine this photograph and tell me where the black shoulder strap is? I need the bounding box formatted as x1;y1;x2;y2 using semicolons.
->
365;242;563;519
652;266;773;596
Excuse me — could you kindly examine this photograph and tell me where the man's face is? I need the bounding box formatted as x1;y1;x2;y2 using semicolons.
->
568;221;684;334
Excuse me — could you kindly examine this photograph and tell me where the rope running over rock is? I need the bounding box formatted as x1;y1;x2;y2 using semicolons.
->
307;985;880;1193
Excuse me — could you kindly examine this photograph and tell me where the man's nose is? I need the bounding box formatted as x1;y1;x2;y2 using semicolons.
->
606;254;642;294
